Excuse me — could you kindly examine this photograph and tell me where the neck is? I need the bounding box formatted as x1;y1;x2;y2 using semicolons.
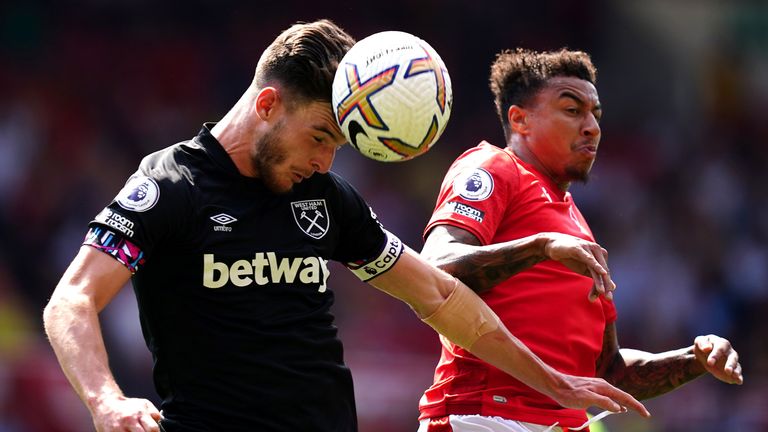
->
211;87;261;177
508;138;571;192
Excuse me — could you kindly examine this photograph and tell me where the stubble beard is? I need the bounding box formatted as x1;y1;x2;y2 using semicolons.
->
564;151;596;184
252;120;290;194
565;165;592;184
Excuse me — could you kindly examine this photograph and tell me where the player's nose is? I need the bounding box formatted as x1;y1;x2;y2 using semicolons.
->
311;145;336;174
582;113;601;138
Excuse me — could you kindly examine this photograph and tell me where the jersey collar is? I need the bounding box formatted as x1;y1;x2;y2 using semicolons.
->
195;122;255;180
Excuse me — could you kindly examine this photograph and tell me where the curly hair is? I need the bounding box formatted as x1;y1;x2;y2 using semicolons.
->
489;48;597;138
255;19;356;108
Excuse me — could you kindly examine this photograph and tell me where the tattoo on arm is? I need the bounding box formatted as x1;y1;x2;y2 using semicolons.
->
422;226;546;293
599;324;707;400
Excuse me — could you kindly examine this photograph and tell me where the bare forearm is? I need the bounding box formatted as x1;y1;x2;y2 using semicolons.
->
470;325;562;394
426;235;547;293
43;294;123;410
373;249;648;417
602;347;707;400
469;326;649;417
371;248;554;387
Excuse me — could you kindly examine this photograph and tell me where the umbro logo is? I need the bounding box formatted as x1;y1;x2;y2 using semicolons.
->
211;213;237;232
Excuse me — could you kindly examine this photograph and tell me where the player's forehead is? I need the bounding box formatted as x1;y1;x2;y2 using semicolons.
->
539;76;600;107
300;101;346;142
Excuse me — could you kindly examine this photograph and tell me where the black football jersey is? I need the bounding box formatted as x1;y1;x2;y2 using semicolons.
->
85;124;392;431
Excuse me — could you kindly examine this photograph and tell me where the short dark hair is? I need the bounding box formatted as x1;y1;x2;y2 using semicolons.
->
489;48;597;138
255;19;356;108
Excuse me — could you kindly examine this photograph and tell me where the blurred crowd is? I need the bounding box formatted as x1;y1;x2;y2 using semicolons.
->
0;1;766;431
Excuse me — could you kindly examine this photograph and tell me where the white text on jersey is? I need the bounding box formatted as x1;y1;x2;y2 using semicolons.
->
203;253;330;292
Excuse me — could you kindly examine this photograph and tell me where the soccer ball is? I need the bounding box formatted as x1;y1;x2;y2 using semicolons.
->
332;31;453;162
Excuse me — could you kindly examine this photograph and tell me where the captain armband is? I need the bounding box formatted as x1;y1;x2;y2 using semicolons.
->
83;226;147;273
421;279;501;350
345;229;404;282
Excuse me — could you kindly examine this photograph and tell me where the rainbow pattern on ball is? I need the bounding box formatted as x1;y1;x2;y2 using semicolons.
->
332;31;453;162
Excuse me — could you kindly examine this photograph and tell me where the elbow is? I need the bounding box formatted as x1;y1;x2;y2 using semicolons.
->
42;292;91;338
427;260;489;294
429;260;470;285
42;296;65;338
421;253;458;276
434;261;458;277
420;249;456;274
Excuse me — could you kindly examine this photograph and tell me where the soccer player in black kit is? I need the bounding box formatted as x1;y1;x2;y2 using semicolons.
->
43;20;649;432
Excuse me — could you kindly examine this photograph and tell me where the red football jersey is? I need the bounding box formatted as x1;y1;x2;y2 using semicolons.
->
419;142;616;429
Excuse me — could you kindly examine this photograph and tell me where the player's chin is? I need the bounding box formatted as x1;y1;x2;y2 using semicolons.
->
565;164;593;184
275;183;295;194
263;176;295;195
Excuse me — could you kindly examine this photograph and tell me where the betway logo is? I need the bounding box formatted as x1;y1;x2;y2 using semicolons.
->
203;253;330;292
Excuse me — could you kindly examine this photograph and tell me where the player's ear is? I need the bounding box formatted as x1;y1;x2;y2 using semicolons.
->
255;87;280;121
507;105;529;135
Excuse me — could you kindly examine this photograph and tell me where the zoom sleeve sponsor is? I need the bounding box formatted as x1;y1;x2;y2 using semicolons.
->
345;229;404;282
94;208;136;237
447;201;485;222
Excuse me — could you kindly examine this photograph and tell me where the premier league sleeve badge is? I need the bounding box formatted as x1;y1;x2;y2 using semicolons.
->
116;175;160;212
454;167;494;201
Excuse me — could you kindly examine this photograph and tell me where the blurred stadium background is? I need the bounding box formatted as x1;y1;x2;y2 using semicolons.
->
0;1;766;431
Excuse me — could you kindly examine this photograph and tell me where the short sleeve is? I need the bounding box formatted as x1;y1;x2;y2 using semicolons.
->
327;173;387;264
425;144;520;245
87;165;188;272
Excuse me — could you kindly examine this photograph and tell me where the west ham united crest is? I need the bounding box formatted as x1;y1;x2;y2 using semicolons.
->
291;199;329;239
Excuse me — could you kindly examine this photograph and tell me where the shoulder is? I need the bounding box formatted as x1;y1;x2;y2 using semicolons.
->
115;141;198;214
456;141;514;162
449;142;521;179
447;142;521;198
138;140;205;196
139;141;197;184
317;171;364;199
467;142;519;168
325;170;351;187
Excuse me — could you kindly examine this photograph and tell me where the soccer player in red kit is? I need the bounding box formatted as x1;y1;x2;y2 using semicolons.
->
42;25;652;432
417;48;743;432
